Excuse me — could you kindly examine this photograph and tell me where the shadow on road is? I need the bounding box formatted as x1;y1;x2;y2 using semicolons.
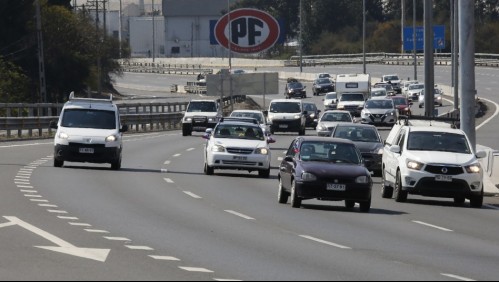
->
301;204;408;215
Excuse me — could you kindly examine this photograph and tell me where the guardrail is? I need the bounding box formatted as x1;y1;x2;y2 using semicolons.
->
119;61;214;76
0;96;246;139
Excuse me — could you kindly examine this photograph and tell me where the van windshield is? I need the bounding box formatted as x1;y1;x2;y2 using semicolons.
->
270;102;301;113
340;94;365;102
187;102;217;113
62;109;116;130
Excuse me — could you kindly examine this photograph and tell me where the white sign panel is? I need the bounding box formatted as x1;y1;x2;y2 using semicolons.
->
206;72;279;97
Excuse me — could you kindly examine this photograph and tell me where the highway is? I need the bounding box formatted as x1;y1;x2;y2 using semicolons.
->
1;64;499;280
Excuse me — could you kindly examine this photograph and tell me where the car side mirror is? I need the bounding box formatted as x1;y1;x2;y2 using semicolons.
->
120;124;129;133
476;151;487;159
205;128;213;135
202;134;210;140
389;145;401;154
49;121;58;130
263;110;269;116
267;137;276;144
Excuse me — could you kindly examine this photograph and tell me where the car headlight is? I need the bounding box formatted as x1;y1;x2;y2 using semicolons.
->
184;117;192;122
302;172;317;182
208;118;216;122
255;148;269;155
362;111;370;117
106;135;118;142
59;132;69;140
407;160;424;170
212;145;225;152
319;124;328;131
465;163;481;174
294;115;302;119
310;114;315;118
437;96;442;100
337;105;345;110
355;176;369;184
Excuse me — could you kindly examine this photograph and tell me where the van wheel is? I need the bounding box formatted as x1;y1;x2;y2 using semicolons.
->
182;124;192;136
381;170;394;199
111;157;122;170
394;170;408;202
54;159;64;168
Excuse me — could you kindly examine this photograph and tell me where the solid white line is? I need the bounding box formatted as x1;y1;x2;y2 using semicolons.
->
149;255;181;261
164;178;174;184
224;210;256;220
476;97;499;130
299;235;352;250
125;245;154;251
179;267;214;273
441;273;476;281
213;279;243;282
183;191;202;199
412;221;454;232
68;222;92;227
47;210;68;214
57;216;79;220
84;229;109;234
103;237;131;242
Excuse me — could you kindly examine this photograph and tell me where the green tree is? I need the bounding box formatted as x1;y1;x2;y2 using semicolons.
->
0;58;31;103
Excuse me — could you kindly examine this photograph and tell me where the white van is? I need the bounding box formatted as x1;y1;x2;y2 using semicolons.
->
50;93;128;170
266;99;307;135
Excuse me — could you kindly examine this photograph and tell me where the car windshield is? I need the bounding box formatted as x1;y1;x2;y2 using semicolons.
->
288;82;303;89
300;141;361;164
317;79;330;84
304;103;317;111
392;98;408;106
270;102;301;113
372;90;386;97
214;124;265;141
321;112;352;122
61;109;116;130
365;100;394;109
325;93;337;100
409;84;425;90
187;102;217;113
407;132;471;154
319;74;331;79
334;126;381;143
340;94;364;102
231;112;264;123
384;76;399;81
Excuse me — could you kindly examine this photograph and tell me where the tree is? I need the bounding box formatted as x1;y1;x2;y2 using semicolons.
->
0;58;31;103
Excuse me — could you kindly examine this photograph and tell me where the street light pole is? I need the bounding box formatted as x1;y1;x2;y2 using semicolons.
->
119;0;122;59
152;0;156;62
363;0;366;74
413;0;417;80
299;0;303;73
401;0;405;54
228;0;233;112
424;0;434;117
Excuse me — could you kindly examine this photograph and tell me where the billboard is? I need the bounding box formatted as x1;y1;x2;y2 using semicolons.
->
206;73;279;97
404;25;446;51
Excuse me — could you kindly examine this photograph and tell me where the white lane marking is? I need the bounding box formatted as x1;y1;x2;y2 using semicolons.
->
484;204;499;211
84;229;109;234
476;97;499;130
57;216;79;220
38;204;58;208
277;157;284;161
16;173;32;176
17;185;34;189
164;178;175;184
179;267;214;273
30;199;49;203
412;221;454;232
20;168;34;171
161;169;168;173
125;245;154;251
299;235;352;250
183;191;202;199
164;160;171;165
441;273;476;281
224;210;256;220
149;255;181;261
24;166;37;169
20;190;38;193
213;279;243;282
186;148;195;151
103;237;131;242
24;194;42;198
47;210;68;214
173;154;182;158
15;180;31;183
69;223;92;227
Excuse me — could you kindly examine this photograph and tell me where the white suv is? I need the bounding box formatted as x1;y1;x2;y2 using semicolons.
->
182;100;221;136
203;121;275;178
50;93;128;170
382;118;486;208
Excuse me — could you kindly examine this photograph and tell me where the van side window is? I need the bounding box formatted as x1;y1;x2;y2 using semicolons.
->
385;126;402;146
397;131;406;152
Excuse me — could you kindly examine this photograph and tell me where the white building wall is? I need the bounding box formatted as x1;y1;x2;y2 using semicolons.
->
129;17;165;58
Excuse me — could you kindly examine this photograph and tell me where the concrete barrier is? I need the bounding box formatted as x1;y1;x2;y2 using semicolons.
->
477;145;499;195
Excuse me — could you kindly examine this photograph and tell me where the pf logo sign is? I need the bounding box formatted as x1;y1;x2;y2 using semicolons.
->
215;9;280;54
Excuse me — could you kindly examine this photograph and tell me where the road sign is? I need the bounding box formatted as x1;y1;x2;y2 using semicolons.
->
404;25;446;51
213;9;281;54
206;72;279;97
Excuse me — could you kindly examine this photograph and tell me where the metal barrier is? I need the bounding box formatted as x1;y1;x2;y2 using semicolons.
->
119;61;213;76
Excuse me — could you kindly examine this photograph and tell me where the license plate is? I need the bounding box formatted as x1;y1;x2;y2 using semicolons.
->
79;148;94;154
436;175;453;182
375;119;382;123
279;124;288;129
327;184;346;191
233;156;248;161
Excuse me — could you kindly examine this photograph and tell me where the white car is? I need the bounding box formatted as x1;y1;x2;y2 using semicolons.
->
382;118;486;207
316;110;353;136
382;74;402;94
406;83;425;101
203;121;274;178
371;88;388;99
337;93;367;117
50;92;128;170
230;110;270;135
323;92;338;110
361;99;398;126
418;89;443;108
182;100;221;136
402;80;419;96
267;99;307;135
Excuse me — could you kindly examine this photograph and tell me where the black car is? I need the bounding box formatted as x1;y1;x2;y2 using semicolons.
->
313;78;335;96
303;102;321;129
278;137;373;212
331;124;384;176
285;81;307;99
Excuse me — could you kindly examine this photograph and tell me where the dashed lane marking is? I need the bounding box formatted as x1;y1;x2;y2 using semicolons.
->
299;235;352;250
68;222;92;227
412;221;454;232
164;178;175;184
84;229;109;234
103;237;131;242
30;199;49;203
441;273;476;281
38;204;58;208
183;191;202;199
149;255;181;261
57;216;79;220
173;154;182;158
47;210;68;214
224;210;256;220
178;267;214;273
125;245;154;251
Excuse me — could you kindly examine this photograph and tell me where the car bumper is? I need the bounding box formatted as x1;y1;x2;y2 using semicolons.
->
361;153;382;172
296;181;372;201
361;115;397;125
270;120;303;132
184;122;218;132
55;144;121;164
287;91;306;98
207;152;271;170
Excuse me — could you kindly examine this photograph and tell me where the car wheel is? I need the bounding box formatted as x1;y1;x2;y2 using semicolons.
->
111;156;122;170
290;180;302;208
381;169;394;199
470;190;484;208
299;128;306;136
359;197;371;213
54;158;64;168
204;162;214;175
454;196;466;206
259;168;271;178
345;200;355;209
182;124;192;136
278;178;289;204
394;170;408;202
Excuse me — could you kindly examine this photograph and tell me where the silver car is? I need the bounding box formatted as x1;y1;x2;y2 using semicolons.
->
361;99;398;126
419;89;444;108
316;110;354;136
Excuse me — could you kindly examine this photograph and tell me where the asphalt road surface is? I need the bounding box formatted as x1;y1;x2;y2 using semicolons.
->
1;65;499;280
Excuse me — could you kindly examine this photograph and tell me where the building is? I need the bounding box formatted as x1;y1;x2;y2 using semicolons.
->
129;17;165;57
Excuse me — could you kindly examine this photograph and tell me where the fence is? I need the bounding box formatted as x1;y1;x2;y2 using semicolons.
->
119;61;214;76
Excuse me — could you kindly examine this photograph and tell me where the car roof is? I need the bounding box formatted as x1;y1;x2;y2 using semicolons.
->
298;136;355;145
323;110;351;114
270;99;302;103
231;110;263;114
335;123;378;129
216;121;260;128
408;126;464;134
390;95;407;99
371;88;387;91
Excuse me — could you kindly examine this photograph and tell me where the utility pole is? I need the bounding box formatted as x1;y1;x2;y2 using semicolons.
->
401;0;405;54
119;0;122;59
152;0;156;62
299;0;303;73
452;0;459;110
424;0;434;117
413;0;417;80
459;0;476;149
363;0;366;74
35;0;47;103
228;0;233;112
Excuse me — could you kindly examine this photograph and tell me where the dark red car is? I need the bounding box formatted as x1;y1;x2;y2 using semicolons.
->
277;137;373;212
390;95;412;116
